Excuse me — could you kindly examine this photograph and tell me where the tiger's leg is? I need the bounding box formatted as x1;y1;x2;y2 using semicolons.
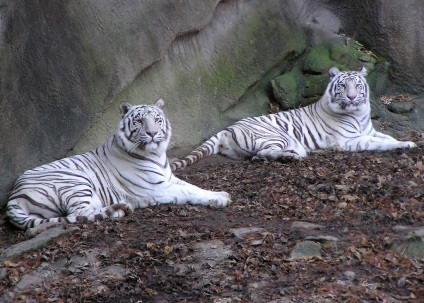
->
7;189;130;232
343;136;417;151
217;129;254;160
64;190;133;222
134;175;231;208
373;131;402;143
252;138;308;162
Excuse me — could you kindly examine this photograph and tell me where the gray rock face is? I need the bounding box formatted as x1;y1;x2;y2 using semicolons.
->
325;0;424;94
0;0;423;207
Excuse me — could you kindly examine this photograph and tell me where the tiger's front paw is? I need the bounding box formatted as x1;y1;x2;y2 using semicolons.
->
208;191;232;207
252;156;266;162
401;141;417;148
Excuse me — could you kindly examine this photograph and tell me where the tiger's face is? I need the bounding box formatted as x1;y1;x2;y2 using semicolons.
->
118;99;171;153
326;67;369;115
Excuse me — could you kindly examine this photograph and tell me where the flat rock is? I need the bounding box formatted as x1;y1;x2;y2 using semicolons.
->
387;102;415;114
0;226;79;262
14;273;44;291
392;225;424;238
4;247;128;295
229;227;267;240
343;270;356;281
291;221;325;230
289;241;322;259
193;240;232;267
390;237;424;259
24;222;63;238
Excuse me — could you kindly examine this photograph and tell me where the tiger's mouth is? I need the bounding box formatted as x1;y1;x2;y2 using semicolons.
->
140;135;161;144
335;98;366;109
143;139;158;146
138;140;159;151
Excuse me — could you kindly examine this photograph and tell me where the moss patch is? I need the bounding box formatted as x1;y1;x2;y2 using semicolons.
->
271;37;381;110
271;71;304;110
303;46;335;74
199;13;306;107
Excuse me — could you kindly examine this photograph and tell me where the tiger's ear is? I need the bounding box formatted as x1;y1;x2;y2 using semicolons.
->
119;102;132;117
154;98;165;109
329;67;340;78
359;66;367;77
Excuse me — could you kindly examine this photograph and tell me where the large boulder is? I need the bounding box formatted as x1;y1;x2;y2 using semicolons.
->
71;1;308;156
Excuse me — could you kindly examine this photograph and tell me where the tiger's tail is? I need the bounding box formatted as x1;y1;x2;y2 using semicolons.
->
171;134;221;171
6;203;133;230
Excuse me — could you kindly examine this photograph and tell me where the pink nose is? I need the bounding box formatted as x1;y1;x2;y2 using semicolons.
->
347;94;356;101
146;131;157;138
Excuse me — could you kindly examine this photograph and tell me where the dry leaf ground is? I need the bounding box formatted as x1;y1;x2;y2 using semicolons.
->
0;146;423;302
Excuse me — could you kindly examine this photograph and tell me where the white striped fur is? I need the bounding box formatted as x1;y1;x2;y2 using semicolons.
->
7;99;231;230
171;67;416;171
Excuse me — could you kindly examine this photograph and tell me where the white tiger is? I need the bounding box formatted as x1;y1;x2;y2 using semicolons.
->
7;99;231;230
171;67;416;170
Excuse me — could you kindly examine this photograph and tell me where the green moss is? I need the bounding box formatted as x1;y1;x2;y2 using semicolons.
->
329;44;367;71
201;56;238;97
303;46;335;74
271;70;305;110
303;75;330;99
199;13;306;104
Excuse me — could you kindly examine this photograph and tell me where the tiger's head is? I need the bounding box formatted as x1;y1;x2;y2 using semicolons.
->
117;99;171;155
325;67;369;115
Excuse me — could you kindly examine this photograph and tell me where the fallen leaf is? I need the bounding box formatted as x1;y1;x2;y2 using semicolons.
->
341;195;358;202
145;288;158;295
164;246;173;255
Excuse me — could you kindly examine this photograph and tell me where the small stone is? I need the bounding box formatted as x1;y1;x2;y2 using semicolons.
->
289;241;322;259
343;270;356;281
358;55;371;62
0;267;8;280
230;227;267;240
103;265;127;279
14;274;44;291
387;102;415;114
336;280;346;286
290;221;324;230
397;276;406;287
250;240;263;246
338;202;347;209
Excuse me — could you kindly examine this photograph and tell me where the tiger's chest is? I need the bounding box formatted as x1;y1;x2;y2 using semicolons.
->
104;151;172;194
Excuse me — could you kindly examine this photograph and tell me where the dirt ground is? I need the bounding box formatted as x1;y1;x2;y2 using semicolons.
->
0;145;423;302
